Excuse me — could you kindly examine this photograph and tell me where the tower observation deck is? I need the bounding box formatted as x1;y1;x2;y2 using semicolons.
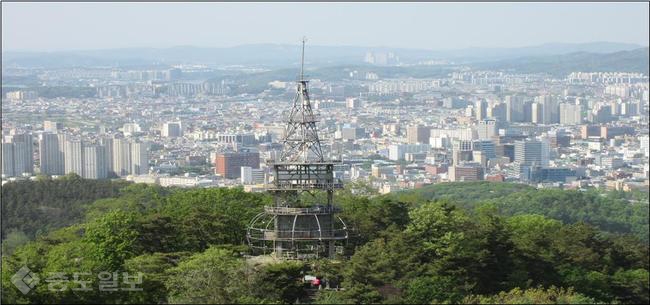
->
247;38;348;259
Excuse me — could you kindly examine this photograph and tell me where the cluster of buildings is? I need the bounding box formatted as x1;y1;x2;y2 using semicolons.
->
2;63;649;193
2;123;149;180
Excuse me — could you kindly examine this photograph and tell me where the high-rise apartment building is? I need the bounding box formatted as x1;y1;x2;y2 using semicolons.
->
3;133;34;177
487;103;507;122
100;137;115;176
640;135;649;157
64;139;84;175
559;103;583;125
2;130;39;177
452;140;474;165
477;119;498;139
620;102;638;117
388;144;405;161
112;138;131;176
536;95;558;124
545;130;571;148
407;125;430;144
514;140;549;170
531;102;543;124
83;145;108;179
14;133;34;176
130;141;149;175
475;99;487;121
505;95;526;122
110;138;148;176
1;141;15;177
39;133;65;175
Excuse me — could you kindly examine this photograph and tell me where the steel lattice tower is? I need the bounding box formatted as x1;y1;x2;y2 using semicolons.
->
247;38;348;259
281;38;324;163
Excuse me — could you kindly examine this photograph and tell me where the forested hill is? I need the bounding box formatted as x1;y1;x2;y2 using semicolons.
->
386;181;650;242
1;178;648;304
1;174;131;240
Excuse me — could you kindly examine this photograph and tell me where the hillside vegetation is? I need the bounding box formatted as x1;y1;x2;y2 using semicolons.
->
1;174;131;240
1;178;648;304
388;181;649;242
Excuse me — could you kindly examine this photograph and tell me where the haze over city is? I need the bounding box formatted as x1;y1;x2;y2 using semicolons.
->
2;2;649;51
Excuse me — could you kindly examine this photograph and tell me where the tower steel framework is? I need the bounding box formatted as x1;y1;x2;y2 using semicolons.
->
247;38;348;259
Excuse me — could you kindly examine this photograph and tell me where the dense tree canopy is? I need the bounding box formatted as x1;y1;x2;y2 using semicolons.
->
1;178;648;304
1;174;131;240
390;181;650;242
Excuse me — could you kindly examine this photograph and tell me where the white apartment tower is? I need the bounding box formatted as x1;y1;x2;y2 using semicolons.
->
475;99;487;121
477;119;498;139
112;138;131;176
531;102;543;124
559;103;583;125
514;139;550;169
100;137;115;176
83;145;108;179
535;95;559;124
505;95;525;122
39;133;65;175
9;133;34;176
64;139;84;175
2;141;15;177
130;141;149;175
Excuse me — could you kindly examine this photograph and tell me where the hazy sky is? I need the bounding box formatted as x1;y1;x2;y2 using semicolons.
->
2;2;649;51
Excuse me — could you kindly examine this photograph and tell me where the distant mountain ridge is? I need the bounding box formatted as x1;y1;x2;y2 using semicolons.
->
473;47;650;76
2;41;646;68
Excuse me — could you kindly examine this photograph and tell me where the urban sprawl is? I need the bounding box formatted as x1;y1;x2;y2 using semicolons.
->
2;55;649;194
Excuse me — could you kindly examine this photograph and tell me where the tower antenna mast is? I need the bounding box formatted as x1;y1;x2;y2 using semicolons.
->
300;36;306;81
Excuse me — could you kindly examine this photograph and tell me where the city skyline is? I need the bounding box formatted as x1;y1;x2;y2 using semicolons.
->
2;2;649;51
2;2;649;304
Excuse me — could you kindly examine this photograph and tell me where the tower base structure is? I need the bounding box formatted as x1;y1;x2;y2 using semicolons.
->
248;205;348;259
247;162;347;260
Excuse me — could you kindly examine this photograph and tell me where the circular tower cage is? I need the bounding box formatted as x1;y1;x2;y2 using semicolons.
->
247;205;349;260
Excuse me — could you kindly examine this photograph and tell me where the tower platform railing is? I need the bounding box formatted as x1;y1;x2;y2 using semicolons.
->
248;228;349;241
267;181;344;191
264;205;341;215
